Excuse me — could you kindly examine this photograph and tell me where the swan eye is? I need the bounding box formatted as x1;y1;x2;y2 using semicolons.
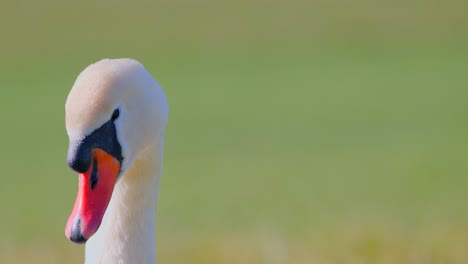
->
111;109;120;121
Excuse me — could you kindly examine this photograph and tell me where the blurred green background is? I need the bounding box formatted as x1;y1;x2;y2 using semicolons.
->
1;0;468;263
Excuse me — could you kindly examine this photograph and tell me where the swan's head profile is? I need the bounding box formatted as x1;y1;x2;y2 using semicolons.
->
64;59;168;243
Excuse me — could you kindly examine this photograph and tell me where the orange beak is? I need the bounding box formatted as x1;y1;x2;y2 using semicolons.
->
65;148;120;243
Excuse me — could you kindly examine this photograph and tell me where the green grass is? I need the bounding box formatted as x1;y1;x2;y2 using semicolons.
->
1;0;468;263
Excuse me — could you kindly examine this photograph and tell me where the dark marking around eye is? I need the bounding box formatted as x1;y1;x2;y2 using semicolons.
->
111;109;120;121
67;109;123;174
91;158;98;190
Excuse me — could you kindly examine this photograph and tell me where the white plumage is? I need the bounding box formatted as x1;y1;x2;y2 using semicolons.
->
65;59;168;264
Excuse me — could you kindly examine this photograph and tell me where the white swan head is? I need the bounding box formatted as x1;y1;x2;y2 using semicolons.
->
64;58;168;243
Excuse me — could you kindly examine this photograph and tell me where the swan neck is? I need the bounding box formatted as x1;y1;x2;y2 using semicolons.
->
84;139;164;264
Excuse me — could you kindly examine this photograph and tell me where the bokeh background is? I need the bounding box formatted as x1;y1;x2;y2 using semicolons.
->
1;0;468;263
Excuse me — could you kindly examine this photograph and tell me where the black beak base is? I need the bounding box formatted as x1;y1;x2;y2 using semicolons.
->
67;115;123;173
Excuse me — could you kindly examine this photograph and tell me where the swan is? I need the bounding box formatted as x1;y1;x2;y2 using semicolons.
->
64;58;168;264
